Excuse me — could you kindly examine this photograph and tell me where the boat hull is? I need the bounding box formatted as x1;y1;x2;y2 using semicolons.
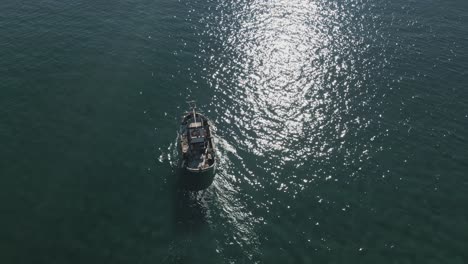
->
178;163;216;191
178;108;216;190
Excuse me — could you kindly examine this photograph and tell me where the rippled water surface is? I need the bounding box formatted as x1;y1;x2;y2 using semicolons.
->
1;0;468;263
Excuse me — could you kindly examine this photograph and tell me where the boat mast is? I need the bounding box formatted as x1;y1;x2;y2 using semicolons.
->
192;105;197;123
189;101;197;123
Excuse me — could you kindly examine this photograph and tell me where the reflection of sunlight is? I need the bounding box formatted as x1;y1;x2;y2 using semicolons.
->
230;0;328;160
211;136;260;242
195;0;394;257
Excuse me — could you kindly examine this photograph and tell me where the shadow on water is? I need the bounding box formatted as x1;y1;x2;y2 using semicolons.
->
172;169;210;236
163;167;221;264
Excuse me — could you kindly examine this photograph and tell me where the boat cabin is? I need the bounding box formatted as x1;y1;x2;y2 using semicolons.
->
188;122;207;145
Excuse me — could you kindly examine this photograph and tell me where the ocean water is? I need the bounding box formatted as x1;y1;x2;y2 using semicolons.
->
1;0;468;263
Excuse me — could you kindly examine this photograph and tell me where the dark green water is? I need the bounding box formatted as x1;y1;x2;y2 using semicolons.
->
1;0;468;263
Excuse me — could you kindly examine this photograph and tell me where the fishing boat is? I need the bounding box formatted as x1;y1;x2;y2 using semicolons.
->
179;101;216;189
